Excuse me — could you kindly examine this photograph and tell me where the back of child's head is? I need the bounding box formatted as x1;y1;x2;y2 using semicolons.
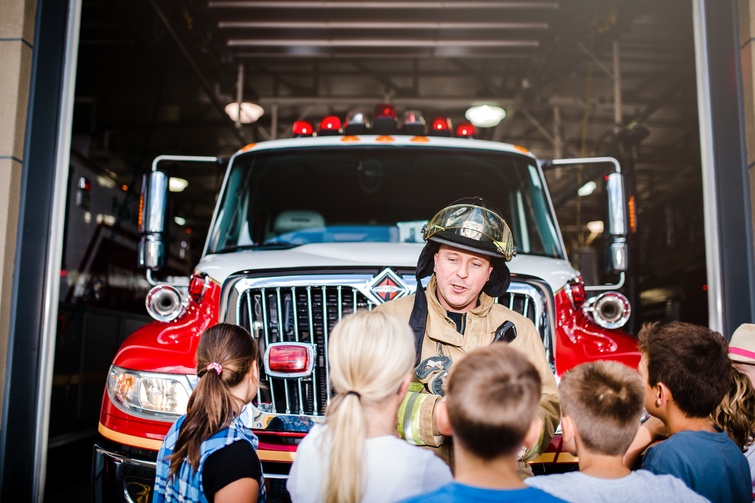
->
171;323;260;479
445;344;541;460
638;321;731;418
324;310;416;503
710;366;755;451
559;360;644;456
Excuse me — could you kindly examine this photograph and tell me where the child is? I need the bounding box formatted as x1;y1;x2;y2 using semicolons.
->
525;360;707;502
722;323;755;498
286;310;452;503
153;323;266;503
629;321;750;503
400;344;566;503
710;366;755;452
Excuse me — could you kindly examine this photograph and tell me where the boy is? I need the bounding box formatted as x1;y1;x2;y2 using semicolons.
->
628;322;750;503
525;360;707;502
400;344;566;502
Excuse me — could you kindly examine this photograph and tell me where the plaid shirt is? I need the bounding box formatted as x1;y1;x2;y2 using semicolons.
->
154;411;266;503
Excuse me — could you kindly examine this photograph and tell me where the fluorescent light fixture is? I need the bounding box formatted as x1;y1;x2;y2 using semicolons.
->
174;216;186;226
578;181;597;197
586;220;604;233
169;177;189;193
224;102;264;124
465;104;506;128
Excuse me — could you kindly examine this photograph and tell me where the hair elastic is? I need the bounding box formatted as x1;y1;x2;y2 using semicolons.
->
206;362;223;375
346;390;361;399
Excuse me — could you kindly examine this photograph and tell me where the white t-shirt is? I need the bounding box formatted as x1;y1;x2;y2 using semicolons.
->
524;469;710;503
287;424;453;503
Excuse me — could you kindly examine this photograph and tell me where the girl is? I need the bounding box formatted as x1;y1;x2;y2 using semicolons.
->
153;323;265;503
286;310;452;503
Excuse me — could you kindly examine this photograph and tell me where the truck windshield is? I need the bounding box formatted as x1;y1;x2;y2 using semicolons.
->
206;146;563;258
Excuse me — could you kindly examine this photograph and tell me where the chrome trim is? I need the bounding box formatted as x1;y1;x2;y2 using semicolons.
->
606;173;627;237
94;445;157;470
692;0;723;333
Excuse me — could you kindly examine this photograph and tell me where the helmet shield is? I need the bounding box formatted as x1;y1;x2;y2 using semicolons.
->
422;204;515;261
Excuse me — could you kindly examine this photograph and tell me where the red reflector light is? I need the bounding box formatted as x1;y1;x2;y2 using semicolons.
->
292;120;314;137
374;103;397;119
265;343;315;377
455;122;475;138
318;115;343;135
188;273;210;303
568;279;587;309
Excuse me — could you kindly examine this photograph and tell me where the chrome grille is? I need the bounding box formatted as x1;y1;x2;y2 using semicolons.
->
236;280;547;417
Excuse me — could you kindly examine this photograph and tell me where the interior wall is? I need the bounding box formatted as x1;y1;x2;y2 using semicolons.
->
0;0;36;422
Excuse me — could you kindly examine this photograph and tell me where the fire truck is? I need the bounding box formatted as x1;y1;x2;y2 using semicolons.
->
92;105;640;502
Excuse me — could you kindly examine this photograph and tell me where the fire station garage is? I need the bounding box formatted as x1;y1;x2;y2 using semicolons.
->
1;0;754;501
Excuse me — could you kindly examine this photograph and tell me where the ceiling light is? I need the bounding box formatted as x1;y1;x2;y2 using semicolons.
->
174;216;186;226
169;177;189;193
578;181;597;197
587;220;604;233
224;102;264;124
465;104;506;128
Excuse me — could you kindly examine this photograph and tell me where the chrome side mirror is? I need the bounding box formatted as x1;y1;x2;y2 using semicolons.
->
606;172;628;273
137;170;168;271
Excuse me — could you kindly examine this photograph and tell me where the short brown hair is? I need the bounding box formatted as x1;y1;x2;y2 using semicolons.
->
559;360;644;456
445;344;541;460
638;321;731;418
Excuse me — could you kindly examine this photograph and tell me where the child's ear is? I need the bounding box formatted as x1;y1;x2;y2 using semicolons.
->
560;415;578;455
398;374;411;396
523;415;543;451
656;382;672;407
434;398;452;436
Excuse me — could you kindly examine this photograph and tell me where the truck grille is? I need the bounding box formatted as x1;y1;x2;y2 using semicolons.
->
237;281;546;417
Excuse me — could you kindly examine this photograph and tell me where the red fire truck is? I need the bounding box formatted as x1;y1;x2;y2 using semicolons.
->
92;105;639;502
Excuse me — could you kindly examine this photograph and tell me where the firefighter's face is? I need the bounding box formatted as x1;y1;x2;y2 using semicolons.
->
433;244;493;313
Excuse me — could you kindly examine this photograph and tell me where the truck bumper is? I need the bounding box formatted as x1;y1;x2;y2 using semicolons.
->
92;437;292;502
92;441;157;503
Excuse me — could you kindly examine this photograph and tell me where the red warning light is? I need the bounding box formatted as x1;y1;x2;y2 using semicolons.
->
292;121;314;137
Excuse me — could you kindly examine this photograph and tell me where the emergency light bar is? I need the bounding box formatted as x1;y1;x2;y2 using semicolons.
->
288;104;475;138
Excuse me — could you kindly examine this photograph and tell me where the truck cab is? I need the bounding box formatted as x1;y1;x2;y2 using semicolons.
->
92;106;640;502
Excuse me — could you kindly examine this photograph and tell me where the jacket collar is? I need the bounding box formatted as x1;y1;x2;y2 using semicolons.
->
424;275;495;346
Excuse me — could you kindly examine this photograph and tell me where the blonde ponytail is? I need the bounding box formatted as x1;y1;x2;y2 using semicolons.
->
323;310;415;503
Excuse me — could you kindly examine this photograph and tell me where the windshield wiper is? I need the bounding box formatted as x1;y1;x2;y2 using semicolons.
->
216;242;296;254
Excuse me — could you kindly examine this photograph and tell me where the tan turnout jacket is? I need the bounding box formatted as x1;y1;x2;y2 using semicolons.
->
376;275;561;475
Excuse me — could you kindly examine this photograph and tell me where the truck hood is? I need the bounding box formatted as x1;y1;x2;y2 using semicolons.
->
197;242;578;294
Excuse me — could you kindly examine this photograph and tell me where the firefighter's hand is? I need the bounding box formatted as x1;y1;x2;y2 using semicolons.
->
434;397;452;436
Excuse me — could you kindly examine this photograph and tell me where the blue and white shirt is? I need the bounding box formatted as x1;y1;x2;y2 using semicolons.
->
154;412;266;503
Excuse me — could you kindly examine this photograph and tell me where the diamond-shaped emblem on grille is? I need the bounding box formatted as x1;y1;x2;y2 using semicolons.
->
367;268;408;303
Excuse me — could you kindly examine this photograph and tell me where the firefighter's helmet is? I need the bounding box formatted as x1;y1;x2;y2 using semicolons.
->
422;198;515;261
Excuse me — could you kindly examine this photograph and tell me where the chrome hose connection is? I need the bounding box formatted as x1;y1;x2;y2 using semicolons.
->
585;291;631;329
145;284;187;322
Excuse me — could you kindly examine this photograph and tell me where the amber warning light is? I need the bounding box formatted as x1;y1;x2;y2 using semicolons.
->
264;343;316;378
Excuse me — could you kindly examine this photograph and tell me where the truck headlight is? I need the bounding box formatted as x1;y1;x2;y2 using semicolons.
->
107;366;196;422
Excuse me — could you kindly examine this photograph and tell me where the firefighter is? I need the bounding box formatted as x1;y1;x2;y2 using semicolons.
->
375;196;560;477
